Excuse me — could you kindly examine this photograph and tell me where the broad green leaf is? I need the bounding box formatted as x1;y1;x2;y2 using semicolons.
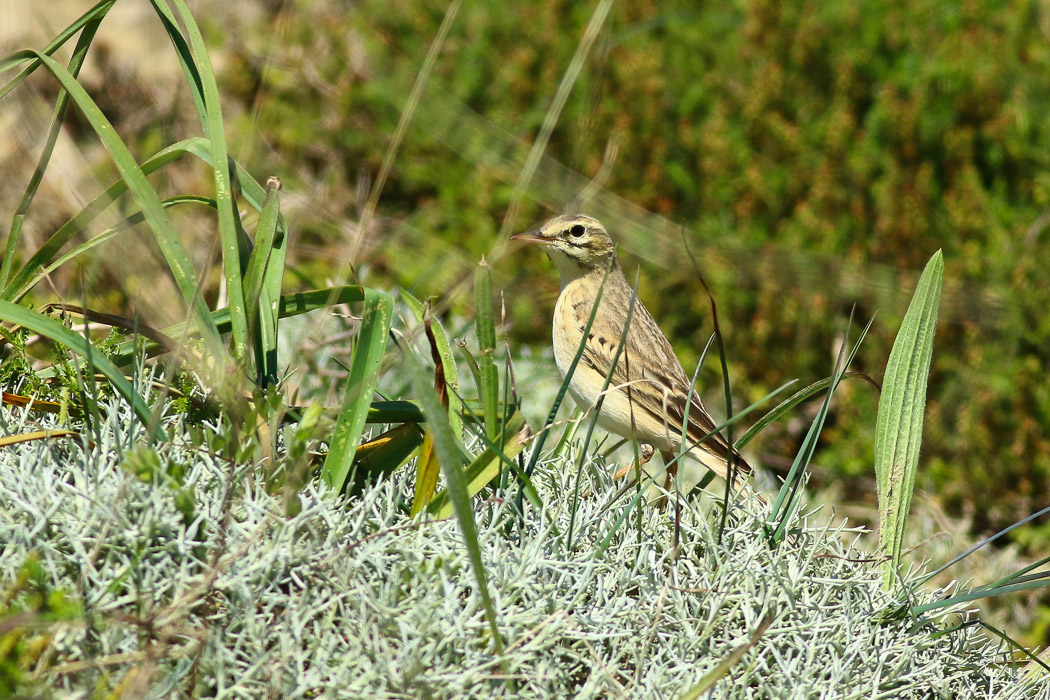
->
875;250;942;587
321;289;393;492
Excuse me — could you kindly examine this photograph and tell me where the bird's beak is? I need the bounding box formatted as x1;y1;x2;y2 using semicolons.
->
511;231;554;246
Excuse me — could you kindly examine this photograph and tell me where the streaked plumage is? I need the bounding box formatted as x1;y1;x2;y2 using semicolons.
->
513;214;752;495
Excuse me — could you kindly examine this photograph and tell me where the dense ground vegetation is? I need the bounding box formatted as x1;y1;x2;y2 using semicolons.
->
2;0;1049;653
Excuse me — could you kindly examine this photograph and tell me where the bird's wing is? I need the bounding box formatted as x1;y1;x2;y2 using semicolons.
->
576;292;751;477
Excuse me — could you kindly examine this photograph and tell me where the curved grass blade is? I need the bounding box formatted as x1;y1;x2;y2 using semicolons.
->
875;250;943;587
735;374;883;450
402;289;463;439
426;409;530;519
145;0;205;123
100;285;367;369
1;9;107;289
0;0;115;98
764;313;874;547
7;51;224;358
408;351;505;655
321;289;393;492
0;301;154;436
168;0;249;363
243;177;283;384
4;137;282;304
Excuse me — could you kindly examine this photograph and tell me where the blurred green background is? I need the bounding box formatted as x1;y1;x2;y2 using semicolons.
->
4;0;1049;621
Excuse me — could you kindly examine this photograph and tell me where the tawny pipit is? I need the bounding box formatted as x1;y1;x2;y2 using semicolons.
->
513;214;752;495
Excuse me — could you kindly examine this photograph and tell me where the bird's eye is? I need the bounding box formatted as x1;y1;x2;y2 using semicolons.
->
570;224;585;237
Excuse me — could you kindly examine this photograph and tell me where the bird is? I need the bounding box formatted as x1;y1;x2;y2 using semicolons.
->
512;213;754;498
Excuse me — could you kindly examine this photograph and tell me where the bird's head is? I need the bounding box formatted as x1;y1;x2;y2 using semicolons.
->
512;214;618;281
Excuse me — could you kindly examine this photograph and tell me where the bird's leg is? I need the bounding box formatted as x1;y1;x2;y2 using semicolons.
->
655;449;680;511
612;442;655;481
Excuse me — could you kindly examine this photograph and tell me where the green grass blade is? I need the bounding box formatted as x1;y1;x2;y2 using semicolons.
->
1;11;106;290
474;260;499;442
102;285;366;368
765;314;874;547
426;409;530;519
321;289;393;492
408;352;504;655
515;263;613;517
11;51;224;358
402;289;463;439
145;0;206;123
875;250;943;587
168;0;249;363
0;301;154;436
0;0;115;98
734;375;880;450
916;503;1050;590
243;177;283;385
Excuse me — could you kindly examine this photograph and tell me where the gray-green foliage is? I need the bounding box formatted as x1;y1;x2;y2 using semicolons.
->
0;367;1044;698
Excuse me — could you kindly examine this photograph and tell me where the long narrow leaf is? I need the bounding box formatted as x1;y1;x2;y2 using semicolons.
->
474;260;499;442
169;0;249;362
321;289;393;492
426;409;530;519
408;352;504;654
875;250;943;587
402;289;463;439
764;315;873;546
0;0;115;98
21;196;216;297
243;178;283;384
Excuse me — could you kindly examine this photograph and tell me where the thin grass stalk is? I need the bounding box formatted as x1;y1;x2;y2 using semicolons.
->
681;230;738;542
594;383;791;559
0;301;154;435
474;260;499;443
764;314;873;547
348;0;462;267
243;177;283;385
0;0;115;98
515;262;613;521
23;196;216;297
495;0;614;242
